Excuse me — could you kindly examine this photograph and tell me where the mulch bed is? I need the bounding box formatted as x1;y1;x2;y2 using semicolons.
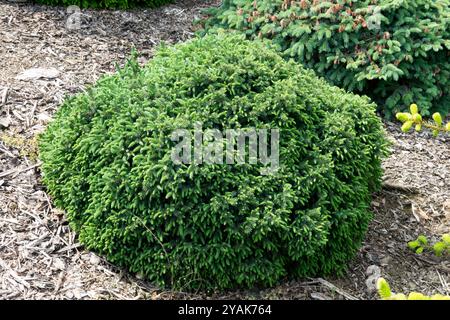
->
0;0;448;300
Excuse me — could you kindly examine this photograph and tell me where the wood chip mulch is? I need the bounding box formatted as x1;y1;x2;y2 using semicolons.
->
0;0;448;300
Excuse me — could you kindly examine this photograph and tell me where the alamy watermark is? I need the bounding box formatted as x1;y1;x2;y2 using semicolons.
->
367;6;383;31
66;5;81;31
171;123;280;175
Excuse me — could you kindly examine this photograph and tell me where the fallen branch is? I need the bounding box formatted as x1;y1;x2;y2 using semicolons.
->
382;182;419;194
312;278;359;300
0;162;41;178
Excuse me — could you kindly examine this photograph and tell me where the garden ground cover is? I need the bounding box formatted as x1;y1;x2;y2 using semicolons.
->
0;0;448;299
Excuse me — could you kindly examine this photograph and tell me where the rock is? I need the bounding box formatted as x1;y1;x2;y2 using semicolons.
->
365;265;382;293
366;265;381;277
0;117;11;128
16;67;60;81
52;258;66;270
89;254;101;265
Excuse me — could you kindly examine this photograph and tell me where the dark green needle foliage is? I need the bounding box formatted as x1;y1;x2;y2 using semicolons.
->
201;0;450;119
34;0;173;9
39;34;389;291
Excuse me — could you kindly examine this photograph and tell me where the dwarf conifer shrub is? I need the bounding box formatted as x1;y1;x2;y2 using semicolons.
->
201;0;450;119
39;34;388;290
34;0;173;9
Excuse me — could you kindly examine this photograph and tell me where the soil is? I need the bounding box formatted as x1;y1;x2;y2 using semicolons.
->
0;0;449;300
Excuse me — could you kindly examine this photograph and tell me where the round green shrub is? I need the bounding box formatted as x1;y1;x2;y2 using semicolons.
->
39;34;389;290
34;0;173;9
201;0;450;119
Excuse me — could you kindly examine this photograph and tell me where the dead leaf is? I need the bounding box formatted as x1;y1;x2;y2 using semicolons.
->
89;254;101;265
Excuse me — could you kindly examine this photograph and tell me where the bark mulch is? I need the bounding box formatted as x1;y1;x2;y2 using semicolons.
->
0;0;448;300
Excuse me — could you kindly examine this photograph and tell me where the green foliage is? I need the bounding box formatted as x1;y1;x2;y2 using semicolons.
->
39;34;388;290
396;103;449;136
34;0;173;9
408;234;450;257
377;278;450;300
201;0;450;119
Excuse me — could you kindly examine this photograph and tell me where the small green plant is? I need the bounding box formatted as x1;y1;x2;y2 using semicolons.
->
396;104;450;137
377;278;450;300
408;234;450;257
34;0;173;9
